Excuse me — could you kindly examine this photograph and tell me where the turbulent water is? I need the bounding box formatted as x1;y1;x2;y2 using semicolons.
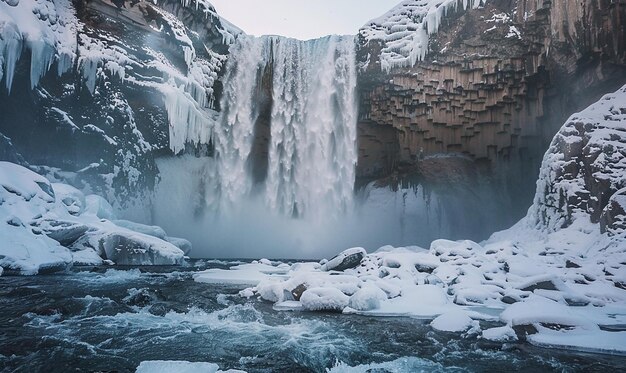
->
1;264;625;372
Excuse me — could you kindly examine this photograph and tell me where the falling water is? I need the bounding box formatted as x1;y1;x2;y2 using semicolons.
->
149;35;501;258
212;35;358;221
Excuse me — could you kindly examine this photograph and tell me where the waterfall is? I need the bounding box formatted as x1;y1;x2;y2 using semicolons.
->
213;35;358;221
150;35;494;258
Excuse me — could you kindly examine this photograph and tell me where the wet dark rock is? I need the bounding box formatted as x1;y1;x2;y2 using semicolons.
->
512;324;539;341
520;280;558;292
290;284;307;301
501;296;518;305
566;260;581;269
124;288;166;307
322;248;366;272
414;263;436;274
148;303;169;316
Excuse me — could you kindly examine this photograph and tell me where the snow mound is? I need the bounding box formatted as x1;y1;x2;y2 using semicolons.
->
360;0;486;71
300;287;350;311
430;310;476;332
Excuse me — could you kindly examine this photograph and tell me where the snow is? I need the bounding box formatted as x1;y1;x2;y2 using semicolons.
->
136;360;243;373
300;287;350;311
360;0;487;72
430;310;477;332
0;161;187;273
194;262;291;286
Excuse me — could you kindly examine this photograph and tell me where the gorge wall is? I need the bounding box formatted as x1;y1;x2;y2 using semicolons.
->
1;0;626;251
356;0;626;228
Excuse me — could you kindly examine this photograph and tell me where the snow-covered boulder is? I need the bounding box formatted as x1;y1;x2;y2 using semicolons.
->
300;287;350;312
52;183;85;216
348;285;388;311
0;162;73;274
430;310;476;333
0;162;188;272
529;84;626;232
71;222;185;266
321;247;366;272
113;219;168;240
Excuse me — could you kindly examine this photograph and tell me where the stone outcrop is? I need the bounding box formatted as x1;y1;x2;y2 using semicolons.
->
529;84;626;232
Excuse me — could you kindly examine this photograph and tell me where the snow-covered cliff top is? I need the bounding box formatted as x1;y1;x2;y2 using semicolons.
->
359;0;486;71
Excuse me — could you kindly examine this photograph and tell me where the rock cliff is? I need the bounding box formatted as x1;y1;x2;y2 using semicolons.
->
356;0;626;224
0;0;237;204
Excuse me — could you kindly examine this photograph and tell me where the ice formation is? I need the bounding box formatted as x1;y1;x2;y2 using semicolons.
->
360;0;487;71
0;0;78;91
0;0;235;154
212;35;358;219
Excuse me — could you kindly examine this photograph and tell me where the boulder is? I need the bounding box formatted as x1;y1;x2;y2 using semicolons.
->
348;285;387;311
98;232;185;265
39;219;90;246
321;247;366;272
300;287;349;311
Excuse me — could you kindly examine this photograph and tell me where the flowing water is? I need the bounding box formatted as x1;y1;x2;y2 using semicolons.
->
1;264;625;372
212;35;357;219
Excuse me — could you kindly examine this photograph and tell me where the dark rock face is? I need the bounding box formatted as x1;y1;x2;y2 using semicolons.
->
600;188;626;236
356;0;626;225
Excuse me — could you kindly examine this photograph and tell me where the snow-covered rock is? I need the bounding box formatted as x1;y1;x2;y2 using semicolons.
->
300;287;350;312
321;247;366;272
359;0;487;71
84;194;117;220
0;161;188;273
529;84;626;232
0;161;73;274
430;310;476;332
